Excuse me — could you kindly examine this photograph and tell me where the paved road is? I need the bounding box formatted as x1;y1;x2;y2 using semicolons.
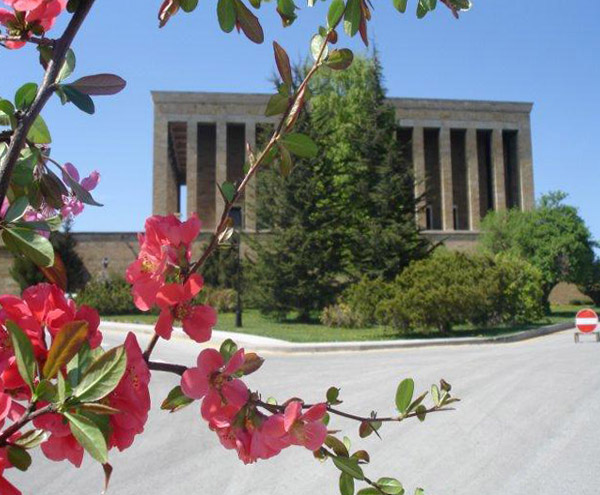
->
12;329;600;495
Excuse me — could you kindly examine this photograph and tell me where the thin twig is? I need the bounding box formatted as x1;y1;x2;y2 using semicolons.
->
0;0;97;206
143;21;339;361
0;404;54;446
0;35;55;47
147;359;454;424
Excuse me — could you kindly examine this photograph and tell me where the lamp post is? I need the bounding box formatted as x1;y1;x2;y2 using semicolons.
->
228;207;243;328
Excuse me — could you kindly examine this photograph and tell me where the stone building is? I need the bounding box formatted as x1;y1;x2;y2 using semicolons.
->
152;92;535;249
0;91;537;294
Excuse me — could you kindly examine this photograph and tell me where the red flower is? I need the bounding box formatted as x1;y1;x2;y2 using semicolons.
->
155;274;217;342
0;0;66;49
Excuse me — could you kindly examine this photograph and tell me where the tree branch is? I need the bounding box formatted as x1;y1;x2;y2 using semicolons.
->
0;0;97;206
0;404;55;447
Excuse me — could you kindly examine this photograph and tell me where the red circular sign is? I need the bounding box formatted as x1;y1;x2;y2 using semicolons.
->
576;308;598;333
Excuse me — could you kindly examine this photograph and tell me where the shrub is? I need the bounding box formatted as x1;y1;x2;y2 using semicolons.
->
76;275;138;315
486;254;545;325
320;303;363;328
342;276;392;327
197;287;237;313
578;259;600;306
376;250;545;333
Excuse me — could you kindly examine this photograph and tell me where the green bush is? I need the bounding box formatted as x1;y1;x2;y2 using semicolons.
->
320;303;363;328
578;259;600;306
341;276;391;327
76;275;139;315
485;254;545;325
197;287;237;313
376;250;545;333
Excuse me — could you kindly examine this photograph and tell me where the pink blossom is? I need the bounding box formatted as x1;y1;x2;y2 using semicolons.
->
181;348;248;405
0;0;66;49
59;163;100;219
106;333;151;451
262;401;327;452
155;274;217;342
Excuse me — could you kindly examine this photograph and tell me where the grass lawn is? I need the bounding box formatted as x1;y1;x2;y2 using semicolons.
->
102;304;592;343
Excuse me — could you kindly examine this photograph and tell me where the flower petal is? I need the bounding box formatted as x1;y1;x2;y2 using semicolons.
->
154;309;174;339
180;367;209;400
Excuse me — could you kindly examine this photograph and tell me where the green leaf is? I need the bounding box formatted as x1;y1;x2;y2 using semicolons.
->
6;321;36;392
377;478;404;495
340;472;355;495
61;85;95;115
281;133;318;158
65;412;108;464
332;456;364;480
57;49;76;83
273;41;293;87
395;378;414;414
78;403;121;415
220;181;236;203
14;83;38;110
219;338;238;362
265;93;289;117
234;0;264;43
414;489;425;495
431;384;440;407
393;0;408;13
2;226;55;267
344;0;361;36
325;49;354;71
310;33;329;61
161;385;194;413
73;346;127;402
217;0;236;32
416;405;427;421
0;99;17;128
27;115;51;144
325;435;349;457
34;379;57;402
357;489;380;495
327;0;345;28
7;446;32;471
4;196;29;224
326;386;340;404
180;0;199;12
278;143;293;177
13;429;48;450
43;320;89;379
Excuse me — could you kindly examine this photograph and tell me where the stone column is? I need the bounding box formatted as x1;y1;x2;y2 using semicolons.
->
153;116;178;215
215;121;228;226
439;127;454;231
412;127;427;229
244;121;257;232
492;128;506;211
466;128;481;231
186;121;199;218
518;123;535;211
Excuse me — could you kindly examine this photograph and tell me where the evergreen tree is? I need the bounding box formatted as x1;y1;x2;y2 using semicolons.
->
249;55;428;319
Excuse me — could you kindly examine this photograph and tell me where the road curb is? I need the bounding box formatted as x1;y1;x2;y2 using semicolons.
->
100;320;574;354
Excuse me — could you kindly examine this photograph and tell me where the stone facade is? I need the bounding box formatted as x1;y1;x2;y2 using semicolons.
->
152;92;536;240
0;92;538;295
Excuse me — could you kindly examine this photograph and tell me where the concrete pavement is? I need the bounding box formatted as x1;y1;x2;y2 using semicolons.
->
98;320;574;353
12;327;600;495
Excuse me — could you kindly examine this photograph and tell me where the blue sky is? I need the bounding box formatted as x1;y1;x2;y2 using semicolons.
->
1;1;599;238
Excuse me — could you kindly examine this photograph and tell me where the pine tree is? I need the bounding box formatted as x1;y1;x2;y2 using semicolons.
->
249;55;428;319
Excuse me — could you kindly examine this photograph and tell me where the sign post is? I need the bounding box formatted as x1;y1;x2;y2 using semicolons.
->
574;308;600;343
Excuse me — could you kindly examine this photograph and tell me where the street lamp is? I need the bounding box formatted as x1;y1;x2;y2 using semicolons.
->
228;207;243;328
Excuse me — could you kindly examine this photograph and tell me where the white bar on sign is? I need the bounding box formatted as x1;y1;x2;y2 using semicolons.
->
576;318;598;325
